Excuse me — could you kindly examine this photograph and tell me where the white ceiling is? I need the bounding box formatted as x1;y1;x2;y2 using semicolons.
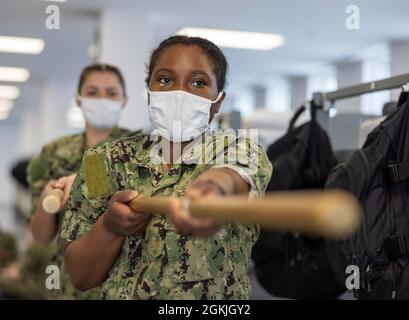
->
0;1;98;84
1;0;409;93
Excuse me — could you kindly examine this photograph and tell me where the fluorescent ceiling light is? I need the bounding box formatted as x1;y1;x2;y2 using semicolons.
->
0;85;20;99
0;99;14;112
0;110;10;120
40;0;67;2
67;101;85;129
0;67;30;82
0;36;45;54
176;27;285;50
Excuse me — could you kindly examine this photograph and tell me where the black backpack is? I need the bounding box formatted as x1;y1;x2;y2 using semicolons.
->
325;91;409;299
252;103;346;299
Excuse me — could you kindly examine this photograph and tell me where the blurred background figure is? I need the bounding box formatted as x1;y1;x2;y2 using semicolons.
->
27;63;141;299
0;160;49;299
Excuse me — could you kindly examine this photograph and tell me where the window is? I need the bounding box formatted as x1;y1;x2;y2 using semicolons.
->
233;88;255;116
306;67;338;100
361;54;391;115
265;78;290;112
66;98;85;129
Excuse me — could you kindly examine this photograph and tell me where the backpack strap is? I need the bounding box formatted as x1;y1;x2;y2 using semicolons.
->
383;235;409;260
386;162;409;183
288;104;307;132
287;100;322;132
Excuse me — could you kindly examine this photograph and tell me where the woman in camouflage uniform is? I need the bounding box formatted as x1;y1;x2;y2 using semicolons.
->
61;36;272;299
27;63;142;299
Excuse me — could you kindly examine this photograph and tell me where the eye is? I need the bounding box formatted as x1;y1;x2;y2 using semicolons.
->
85;90;97;97
192;79;206;88
159;77;172;85
107;91;119;98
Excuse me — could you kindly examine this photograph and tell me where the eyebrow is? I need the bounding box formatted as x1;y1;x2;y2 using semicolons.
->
190;69;211;78
154;68;175;74
154;68;210;78
84;85;119;91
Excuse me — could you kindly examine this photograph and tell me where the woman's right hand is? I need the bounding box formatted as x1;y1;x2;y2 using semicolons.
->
40;179;60;198
39;179;64;212
32;179;68;244
40;174;77;211
102;191;151;237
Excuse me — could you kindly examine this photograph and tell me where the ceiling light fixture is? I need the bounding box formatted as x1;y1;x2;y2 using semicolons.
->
0;99;14;111
0;99;13;121
176;27;285;51
0;85;20;99
0;111;10;120
0;67;30;82
0;36;45;54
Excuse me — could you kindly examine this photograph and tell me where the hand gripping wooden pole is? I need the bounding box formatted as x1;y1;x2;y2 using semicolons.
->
42;189;64;214
128;190;361;239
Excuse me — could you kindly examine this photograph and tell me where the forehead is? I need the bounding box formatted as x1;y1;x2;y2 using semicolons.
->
153;44;215;73
83;71;121;87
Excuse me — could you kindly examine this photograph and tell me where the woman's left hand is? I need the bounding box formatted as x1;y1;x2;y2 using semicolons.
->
168;179;224;238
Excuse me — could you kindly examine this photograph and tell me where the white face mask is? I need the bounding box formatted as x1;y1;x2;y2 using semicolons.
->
147;89;223;142
79;97;123;130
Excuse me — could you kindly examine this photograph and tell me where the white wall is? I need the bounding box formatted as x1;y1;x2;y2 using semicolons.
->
99;10;155;131
335;61;363;113
390;40;409;100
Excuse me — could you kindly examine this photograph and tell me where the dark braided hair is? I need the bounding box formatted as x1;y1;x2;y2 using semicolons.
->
146;35;228;91
78;63;127;96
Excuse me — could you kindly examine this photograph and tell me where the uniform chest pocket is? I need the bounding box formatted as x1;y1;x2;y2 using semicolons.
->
81;186;111;221
163;225;233;283
122;163;141;190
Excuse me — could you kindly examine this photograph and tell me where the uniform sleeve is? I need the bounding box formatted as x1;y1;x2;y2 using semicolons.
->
212;136;273;199
211;136;273;248
60;146;116;241
27;148;52;219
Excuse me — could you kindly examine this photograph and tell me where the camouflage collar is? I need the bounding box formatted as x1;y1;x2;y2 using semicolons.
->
135;130;231;167
80;126;132;151
109;126;133;140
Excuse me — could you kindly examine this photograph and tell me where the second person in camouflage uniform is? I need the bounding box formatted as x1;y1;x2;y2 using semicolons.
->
27;63;143;299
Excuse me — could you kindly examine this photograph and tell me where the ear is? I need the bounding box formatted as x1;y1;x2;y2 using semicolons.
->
122;97;129;109
75;96;82;108
212;91;226;114
145;88;151;105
